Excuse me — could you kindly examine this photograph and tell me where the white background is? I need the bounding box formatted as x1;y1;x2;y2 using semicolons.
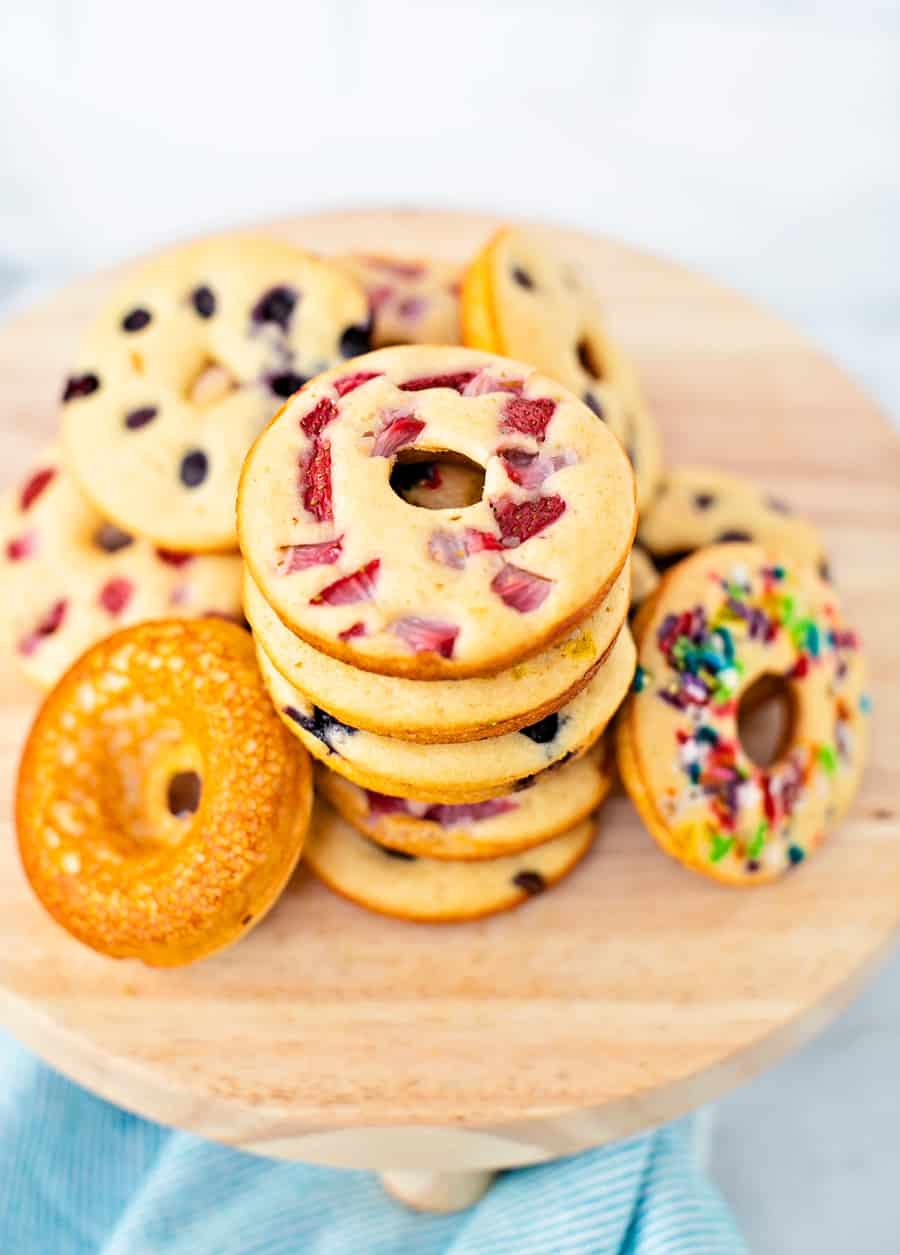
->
2;2;899;1251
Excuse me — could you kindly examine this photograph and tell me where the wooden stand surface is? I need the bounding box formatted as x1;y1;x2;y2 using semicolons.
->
1;211;898;1184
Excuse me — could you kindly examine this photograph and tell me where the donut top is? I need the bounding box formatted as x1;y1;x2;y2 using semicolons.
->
61;235;370;551
629;544;868;881
239;346;637;678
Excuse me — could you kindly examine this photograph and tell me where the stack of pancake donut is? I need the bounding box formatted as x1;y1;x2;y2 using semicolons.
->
8;224;870;966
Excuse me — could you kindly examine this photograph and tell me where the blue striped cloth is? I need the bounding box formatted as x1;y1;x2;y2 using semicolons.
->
0;1031;745;1254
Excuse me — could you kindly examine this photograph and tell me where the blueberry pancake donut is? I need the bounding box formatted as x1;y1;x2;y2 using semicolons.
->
16;619;312;965
639;467;826;578
243;564;629;742
617;544;869;885
239;346;636;679
333;254;461;347
304;801;598;923
316;737;613;860
257;626;636;803
461;226;662;511
1;448;242;687
61;235;370;552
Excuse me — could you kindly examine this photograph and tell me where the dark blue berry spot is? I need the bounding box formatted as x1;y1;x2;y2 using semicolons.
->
583;391;604;420
191;286;216;318
716;530;753;543
62;373;100;402
283;704;356;753
122;308;151;333
124;406;158;430
269;372;307;398
252;286;298;332
511;266;534;290
512;870;545;894
339;320;372;358
788;845;805;865
693;493;716;510
520;713;559;744
179;449;208;488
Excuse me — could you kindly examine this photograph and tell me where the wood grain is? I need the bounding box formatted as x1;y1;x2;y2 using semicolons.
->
1;210;899;1172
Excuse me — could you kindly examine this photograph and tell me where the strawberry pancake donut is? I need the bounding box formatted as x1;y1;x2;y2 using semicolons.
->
16;619;312;966
316;737;613;860
1;447;242;687
333;254;461;347
61;235;370;552
239;346;636;679
617;544;869;885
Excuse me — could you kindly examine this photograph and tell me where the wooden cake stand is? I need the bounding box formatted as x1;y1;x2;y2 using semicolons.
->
1;211;898;1212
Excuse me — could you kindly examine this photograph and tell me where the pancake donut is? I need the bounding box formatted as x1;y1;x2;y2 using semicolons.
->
243;564;629;742
1;447;243;687
629;546;659;610
461;225;662;511
333;254;461;346
61;235;370;552
304;801;598;923
16;619;312;965
316;738;613;860
616;544;869;885
238;345;636;679
639;466;827;578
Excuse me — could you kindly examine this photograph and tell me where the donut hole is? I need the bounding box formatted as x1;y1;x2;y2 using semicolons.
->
576;337;604;381
187;359;239;408
390;451;486;510
737;674;796;768
167;770;202;819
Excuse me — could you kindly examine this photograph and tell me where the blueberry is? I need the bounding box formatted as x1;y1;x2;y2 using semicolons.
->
511;266;534;290
339;320;372;358
520;713;559;744
512;870;545;894
179;449;208;488
693;493;716;510
93;523;134;553
583;391;604;420
191;286;216;318
121;308;151;333
283;704;356;753
715;529;753;543
62;373;100;402
124;406;158;430
252;286;298;332
269;371;307;398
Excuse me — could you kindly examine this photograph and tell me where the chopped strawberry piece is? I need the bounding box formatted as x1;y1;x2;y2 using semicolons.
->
392;615;459;658
366;257;427;279
371;413;425;458
19;598;68;655
300;397;338;439
491;563;554;613
428;530;468;569
279;536;343;573
6;531;35;561
365;790;411;816
396;297;427;321
99;577;134;616
155;548;193;567
462;372;524;398
463;528;503;555
311;558;380;606
335;371;382;398
367;285;393;312
338;621;367;641
300;440;333;522
20;467;56;512
499;447;575;489
500;396;557;442
491;495;566;546
399;371;478;394
424;797;518;826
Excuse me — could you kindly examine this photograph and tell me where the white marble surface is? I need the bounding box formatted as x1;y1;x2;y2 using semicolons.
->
1;2;898;1251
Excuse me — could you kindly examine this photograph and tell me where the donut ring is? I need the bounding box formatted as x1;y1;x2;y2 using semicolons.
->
1;447;243;687
461;225;662;511
238;345;636;679
61;235;370;552
243;563;629;742
16;619;312;965
616;544;869;885
316;738;613;860
639;467;827;578
332;254;462;346
304;801;598;923
256;627;635;803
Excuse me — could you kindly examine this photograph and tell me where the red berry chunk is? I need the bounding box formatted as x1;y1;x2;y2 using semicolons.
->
392;615;459;658
366;257;427;280
311;558;380;606
500;396;557;442
19;598;68;655
365;790;411;816
301;440;333;523
338;621;367;641
371;413;425;458
280;536;343;573
300;397;338;439
334;371;382;398
99;577;134;616
491;563;554;613
462;372;524;398
424;797;517;826
428;530;468;569
463;528;503;555
155;548;193;567
399;371;478;394
491;495;565;546
6;531;35;561
499;447;574;489
396;297;427;321
20;467;56;512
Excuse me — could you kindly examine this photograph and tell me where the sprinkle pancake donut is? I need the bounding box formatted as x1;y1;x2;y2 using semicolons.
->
61;235;370;552
257;627;636;803
1;447;242;687
461;226;662;511
239;346;636;679
243;564;629;742
316;737;613;860
333;254;461;346
16;619;312;965
616;544;869;885
640;467;827;578
304;801;598;923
